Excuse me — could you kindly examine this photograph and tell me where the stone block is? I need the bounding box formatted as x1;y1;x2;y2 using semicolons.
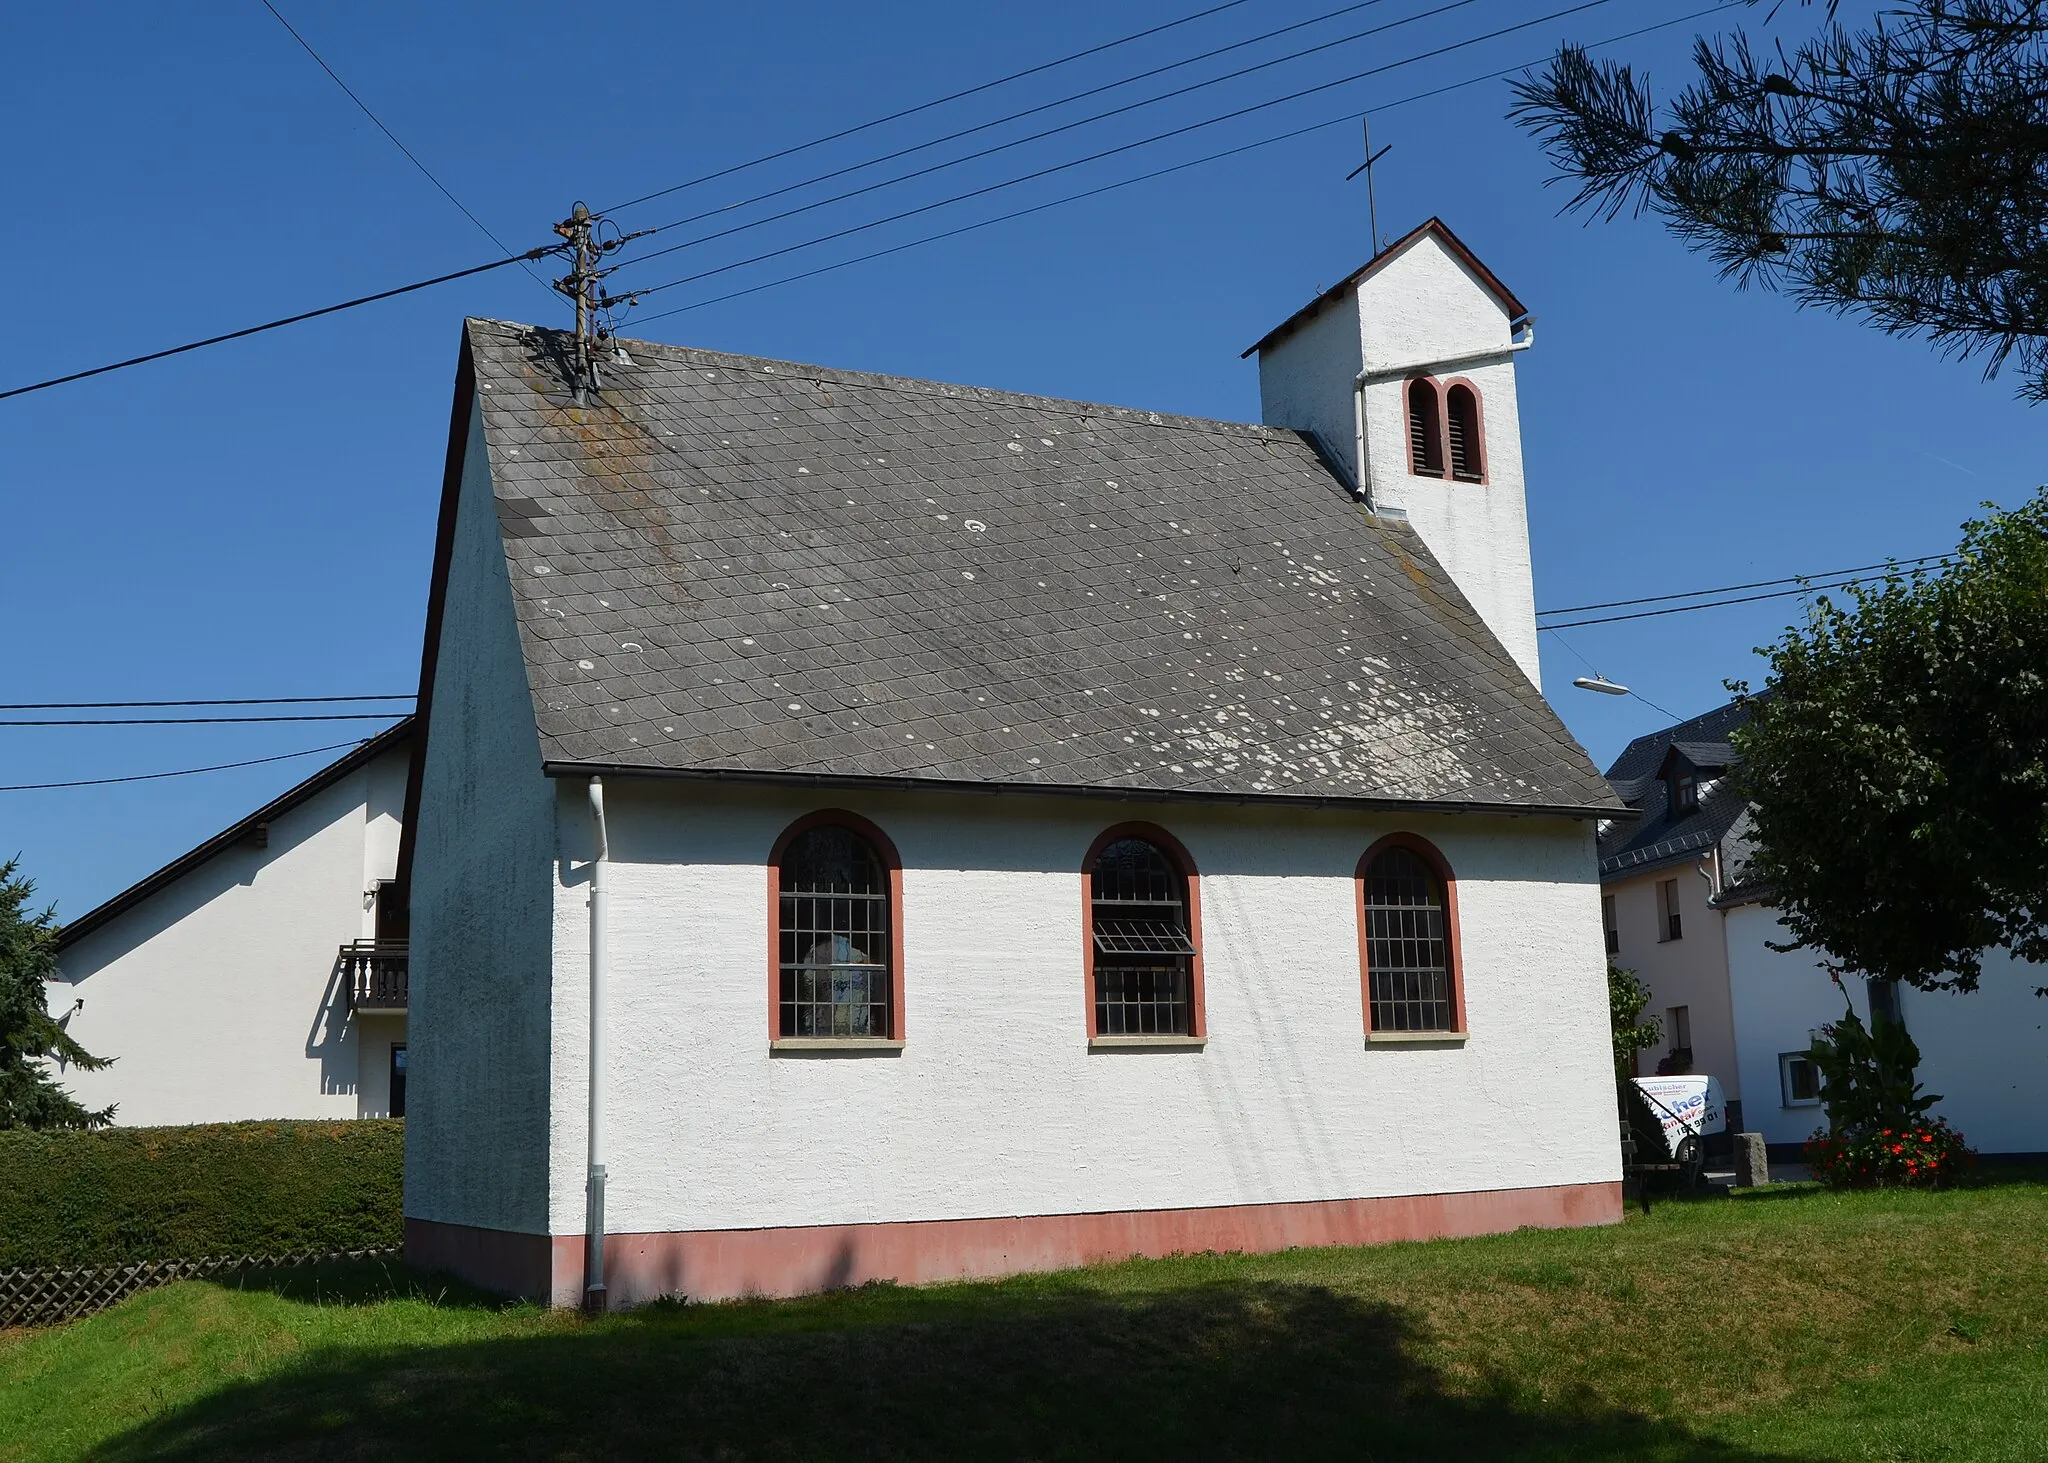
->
1732;1131;1770;1188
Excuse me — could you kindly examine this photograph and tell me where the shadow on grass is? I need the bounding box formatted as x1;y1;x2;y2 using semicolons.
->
96;1273;1821;1462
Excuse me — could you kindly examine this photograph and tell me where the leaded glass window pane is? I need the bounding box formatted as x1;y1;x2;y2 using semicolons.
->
1363;846;1454;1032
779;824;891;1038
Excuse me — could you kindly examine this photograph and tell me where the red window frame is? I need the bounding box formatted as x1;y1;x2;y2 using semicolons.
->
766;809;907;1044
1080;821;1206;1040
1355;832;1467;1037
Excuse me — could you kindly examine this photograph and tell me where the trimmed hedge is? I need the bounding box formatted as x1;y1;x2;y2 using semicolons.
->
0;1119;402;1267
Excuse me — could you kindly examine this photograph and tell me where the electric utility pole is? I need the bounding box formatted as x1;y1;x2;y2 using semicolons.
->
554;203;603;404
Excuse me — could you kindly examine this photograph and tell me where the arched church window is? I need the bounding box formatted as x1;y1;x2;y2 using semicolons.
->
1358;837;1462;1034
773;814;901;1040
1086;827;1203;1038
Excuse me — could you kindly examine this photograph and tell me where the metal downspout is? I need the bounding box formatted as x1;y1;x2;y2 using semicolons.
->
584;777;609;1311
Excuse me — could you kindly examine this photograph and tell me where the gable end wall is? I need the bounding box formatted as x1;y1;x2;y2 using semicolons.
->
405;393;558;1235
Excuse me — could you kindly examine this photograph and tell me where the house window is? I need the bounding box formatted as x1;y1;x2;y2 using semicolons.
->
1781;1051;1823;1106
1086;826;1201;1038
1406;377;1444;477
1658;1005;1694;1075
1445;382;1483;482
773;813;902;1041
1358;837;1461;1033
388;1043;408;1119
1602;894;1619;957
1671;770;1700;816
1657;878;1683;942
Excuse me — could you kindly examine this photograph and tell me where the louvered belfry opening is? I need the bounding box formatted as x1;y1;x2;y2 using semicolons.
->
779;824;891;1038
1091;837;1195;1035
1406;378;1445;477
1446;384;1482;482
1362;846;1456;1032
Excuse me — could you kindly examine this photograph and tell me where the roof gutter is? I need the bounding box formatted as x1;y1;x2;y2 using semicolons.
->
539;759;1632;823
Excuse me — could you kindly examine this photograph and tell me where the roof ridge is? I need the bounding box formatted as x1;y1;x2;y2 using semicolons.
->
465;318;1296;445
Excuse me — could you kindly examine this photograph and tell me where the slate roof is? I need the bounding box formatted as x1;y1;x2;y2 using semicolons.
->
459;319;1619;813
1599;700;1751;879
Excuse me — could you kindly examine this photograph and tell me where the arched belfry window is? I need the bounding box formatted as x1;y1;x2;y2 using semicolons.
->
1445;382;1484;482
1406;377;1444;478
773;813;902;1042
1085;826;1203;1039
1358;836;1463;1035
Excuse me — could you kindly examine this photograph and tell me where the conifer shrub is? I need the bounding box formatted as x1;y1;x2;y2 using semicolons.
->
0;1118;402;1267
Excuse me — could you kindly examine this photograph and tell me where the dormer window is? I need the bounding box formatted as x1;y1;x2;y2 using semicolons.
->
1671;769;1700;817
1406;378;1444;477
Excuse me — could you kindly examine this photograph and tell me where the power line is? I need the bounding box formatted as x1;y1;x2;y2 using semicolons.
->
612;0;1417;248
1537;554;1949;618
631;3;1734;326
599;0;1259;214
618;0;1520;287
0;695;414;710
0;248;555;404
0;713;412;727
1538;575;1915;631
0;739;371;793
258;0;550;295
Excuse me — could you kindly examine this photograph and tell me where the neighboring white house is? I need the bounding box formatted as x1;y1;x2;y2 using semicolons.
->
1600;702;2048;1155
402;218;1631;1308
52;721;414;1126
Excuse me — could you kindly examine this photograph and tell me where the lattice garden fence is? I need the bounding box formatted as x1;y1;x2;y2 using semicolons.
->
0;1247;401;1328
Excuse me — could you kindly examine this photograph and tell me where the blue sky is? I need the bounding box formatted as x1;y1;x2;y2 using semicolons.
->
5;0;2044;917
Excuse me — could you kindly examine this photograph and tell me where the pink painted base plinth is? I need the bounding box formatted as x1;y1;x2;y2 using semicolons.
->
407;1181;1621;1308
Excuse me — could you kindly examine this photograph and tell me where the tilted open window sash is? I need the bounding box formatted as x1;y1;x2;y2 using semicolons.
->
1092;917;1198;956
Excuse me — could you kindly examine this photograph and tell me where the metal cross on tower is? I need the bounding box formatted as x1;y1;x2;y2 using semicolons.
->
1344;116;1393;258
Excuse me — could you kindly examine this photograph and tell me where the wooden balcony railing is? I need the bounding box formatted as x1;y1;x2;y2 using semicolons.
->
342;939;408;1012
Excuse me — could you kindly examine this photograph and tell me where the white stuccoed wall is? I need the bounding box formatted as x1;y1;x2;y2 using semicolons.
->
53;744;408;1126
404;395;560;1234
1257;229;1540;684
540;778;1618;1239
1726;903;2048;1152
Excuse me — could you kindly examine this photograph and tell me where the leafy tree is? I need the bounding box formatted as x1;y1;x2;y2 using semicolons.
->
1607;964;1662;1079
1729;491;2048;992
1511;1;2048;398
0;857;113;1129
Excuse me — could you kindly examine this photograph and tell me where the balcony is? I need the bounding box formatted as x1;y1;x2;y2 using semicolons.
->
342;939;408;1014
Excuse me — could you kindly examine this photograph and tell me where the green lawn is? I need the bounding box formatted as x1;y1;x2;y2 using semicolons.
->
4;1177;2046;1461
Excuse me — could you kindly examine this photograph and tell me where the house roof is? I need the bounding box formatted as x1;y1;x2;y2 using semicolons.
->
457;319;1618;815
56;719;415;948
1240;218;1529;360
1598;700;1751;880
